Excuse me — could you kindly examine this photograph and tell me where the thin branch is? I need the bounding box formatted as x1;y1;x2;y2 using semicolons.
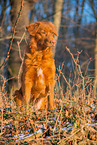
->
0;0;24;69
65;46;83;78
0;36;24;41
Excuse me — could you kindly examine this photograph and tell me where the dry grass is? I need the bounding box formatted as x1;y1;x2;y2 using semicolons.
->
0;47;97;145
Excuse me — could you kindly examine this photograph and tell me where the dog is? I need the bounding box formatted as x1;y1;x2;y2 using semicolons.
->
13;22;58;110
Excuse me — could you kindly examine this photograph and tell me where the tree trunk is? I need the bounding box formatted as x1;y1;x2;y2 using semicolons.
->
74;0;85;48
94;20;97;96
8;0;31;92
0;0;7;90
89;0;97;96
53;0;63;57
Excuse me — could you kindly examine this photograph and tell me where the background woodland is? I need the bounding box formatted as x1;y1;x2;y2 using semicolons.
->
0;0;97;92
0;0;97;144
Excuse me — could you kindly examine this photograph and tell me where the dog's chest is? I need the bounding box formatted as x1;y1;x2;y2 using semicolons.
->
27;53;55;86
37;68;44;85
35;62;54;87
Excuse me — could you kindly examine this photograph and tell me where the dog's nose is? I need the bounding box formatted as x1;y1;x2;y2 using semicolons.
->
50;40;56;45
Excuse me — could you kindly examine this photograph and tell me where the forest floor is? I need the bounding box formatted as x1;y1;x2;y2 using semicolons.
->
0;50;97;144
0;87;97;145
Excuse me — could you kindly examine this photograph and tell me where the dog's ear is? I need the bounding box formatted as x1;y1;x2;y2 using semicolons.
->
26;22;40;36
48;22;58;36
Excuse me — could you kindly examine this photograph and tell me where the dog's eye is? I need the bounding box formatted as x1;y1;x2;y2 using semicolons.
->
42;31;45;34
53;33;55;37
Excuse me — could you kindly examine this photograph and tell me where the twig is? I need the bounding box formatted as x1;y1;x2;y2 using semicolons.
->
17;33;26;86
0;36;24;41
17;32;25;61
57;128;81;144
65;46;83;78
0;0;24;69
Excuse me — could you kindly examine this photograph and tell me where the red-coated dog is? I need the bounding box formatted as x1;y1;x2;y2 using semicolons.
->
14;22;58;110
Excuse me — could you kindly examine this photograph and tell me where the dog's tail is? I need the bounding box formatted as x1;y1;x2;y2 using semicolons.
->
13;88;23;107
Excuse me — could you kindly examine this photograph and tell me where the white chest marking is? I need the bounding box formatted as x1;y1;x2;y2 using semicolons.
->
37;68;43;77
37;68;44;84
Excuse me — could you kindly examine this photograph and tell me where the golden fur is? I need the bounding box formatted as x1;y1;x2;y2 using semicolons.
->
13;22;58;110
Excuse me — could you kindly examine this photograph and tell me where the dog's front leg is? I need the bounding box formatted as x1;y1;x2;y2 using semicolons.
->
22;66;35;109
24;81;33;108
22;75;34;109
46;81;55;110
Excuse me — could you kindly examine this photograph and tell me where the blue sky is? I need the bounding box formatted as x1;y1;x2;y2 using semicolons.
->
2;0;96;32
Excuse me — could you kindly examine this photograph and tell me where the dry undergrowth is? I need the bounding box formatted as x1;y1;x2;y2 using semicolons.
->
0;47;97;145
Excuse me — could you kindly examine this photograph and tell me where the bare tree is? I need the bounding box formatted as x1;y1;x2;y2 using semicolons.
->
8;0;36;92
53;0;63;57
88;0;97;94
0;0;9;90
73;0;85;47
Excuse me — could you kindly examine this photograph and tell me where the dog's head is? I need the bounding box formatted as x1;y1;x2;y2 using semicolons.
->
26;22;58;49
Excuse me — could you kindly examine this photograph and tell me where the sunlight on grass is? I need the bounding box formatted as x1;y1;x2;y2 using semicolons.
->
0;47;97;144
